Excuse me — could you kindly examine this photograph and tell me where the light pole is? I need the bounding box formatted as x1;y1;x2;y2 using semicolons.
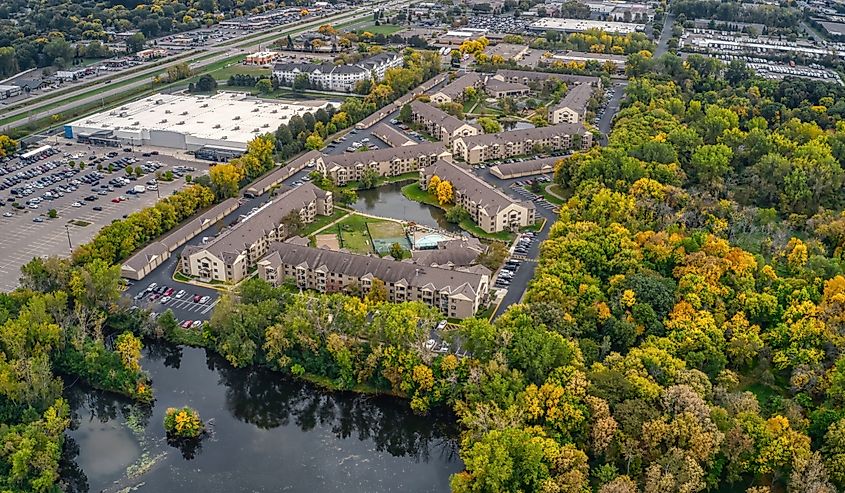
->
64;225;72;253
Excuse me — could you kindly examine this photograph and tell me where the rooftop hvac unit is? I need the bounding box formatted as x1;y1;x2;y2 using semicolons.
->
233;116;240;120
253;128;259;132
221;136;228;140
262;123;269;128
160;119;168;123
177;121;185;125
181;111;188;115
120;112;127;117
252;108;259;112
165;109;171;114
213;124;221;128
109;111;117;116
232;126;239;130
120;106;128;110
133;121;139;125
201;104;208;108
271;109;278;114
155;99;164;104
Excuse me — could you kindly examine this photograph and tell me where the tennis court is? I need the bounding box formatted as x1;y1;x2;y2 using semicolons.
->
367;221;411;255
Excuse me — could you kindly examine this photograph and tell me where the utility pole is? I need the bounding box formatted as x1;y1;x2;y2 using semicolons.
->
64;225;72;252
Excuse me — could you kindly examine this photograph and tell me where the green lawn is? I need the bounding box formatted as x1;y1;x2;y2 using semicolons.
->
301;209;348;236
211;63;270;81
533;183;564;206
401;184;515;241
360;24;404;35
335;214;387;254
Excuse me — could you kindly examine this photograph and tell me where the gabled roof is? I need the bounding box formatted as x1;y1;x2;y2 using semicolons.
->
188;183;329;261
319;142;449;169
550;83;593;115
424;160;534;216
262;242;488;297
454;122;587;149
410;100;480;134
494;69;600;87
433;72;482;99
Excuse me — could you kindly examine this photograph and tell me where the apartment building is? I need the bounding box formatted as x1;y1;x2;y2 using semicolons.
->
410;100;481;145
493;69;602;91
257;241;489;319
180;183;332;283
550;83;594;124
430;72;483;104
483;78;530;98
420;159;535;233
452;123;592;164
316;142;451;186
272;52;403;92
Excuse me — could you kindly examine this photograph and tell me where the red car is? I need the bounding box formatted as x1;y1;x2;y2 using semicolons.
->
111;198;120;203
149;293;160;301
164;288;175;296
193;294;201;302
180;320;193;328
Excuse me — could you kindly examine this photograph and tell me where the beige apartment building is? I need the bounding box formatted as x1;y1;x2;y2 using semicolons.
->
550;83;594;124
430;72;483;104
180;183;332;283
316;142;451;186
257;241;489;319
409;100;481;145
420;159;535;233
452;123;592;164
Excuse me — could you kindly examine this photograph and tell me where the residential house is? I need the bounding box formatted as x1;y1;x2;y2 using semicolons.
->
316;142;451;186
409;100;481;145
180;183;332;283
256;241;490;319
452;123;591;164
420;159;535;233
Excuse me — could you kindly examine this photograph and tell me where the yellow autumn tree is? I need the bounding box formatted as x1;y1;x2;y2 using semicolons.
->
436;180;454;205
427;175;441;194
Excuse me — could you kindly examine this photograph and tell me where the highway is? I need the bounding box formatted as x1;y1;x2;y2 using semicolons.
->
0;1;404;134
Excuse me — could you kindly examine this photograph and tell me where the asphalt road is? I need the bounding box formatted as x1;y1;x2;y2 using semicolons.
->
597;80;628;140
655;13;676;58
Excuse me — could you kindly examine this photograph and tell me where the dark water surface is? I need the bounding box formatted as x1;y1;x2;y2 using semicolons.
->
352;181;461;232
62;344;462;492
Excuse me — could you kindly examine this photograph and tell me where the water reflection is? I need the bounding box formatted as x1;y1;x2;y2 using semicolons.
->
64;344;461;492
353;181;461;232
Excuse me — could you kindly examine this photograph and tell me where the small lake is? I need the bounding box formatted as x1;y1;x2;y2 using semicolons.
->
62;344;462;493
353;181;461;233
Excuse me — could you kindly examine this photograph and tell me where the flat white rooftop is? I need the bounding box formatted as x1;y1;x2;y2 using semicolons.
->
68;92;334;149
529;18;645;34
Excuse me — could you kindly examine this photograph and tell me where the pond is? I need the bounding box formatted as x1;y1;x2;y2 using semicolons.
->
353;181;461;233
62;344;463;493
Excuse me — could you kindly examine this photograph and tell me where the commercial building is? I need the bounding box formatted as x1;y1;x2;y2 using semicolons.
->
489;156;558;179
256;241;490;319
272;53;403;92
528;18;645;34
550;83;594;124
65;92;333;151
0;85;21;99
316;142;451;186
180;183;332;283
452;123;591;164
136;48;168;60
245;51;281;65
430;72;483;104
420;159;535;233
409;100;481;145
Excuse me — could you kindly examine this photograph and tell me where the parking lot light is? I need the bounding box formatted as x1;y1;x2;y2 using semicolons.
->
64;224;72;252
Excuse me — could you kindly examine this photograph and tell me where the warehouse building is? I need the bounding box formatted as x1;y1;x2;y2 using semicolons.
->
65;92;333;151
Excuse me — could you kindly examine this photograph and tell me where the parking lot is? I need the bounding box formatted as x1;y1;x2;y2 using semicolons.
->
0;139;211;291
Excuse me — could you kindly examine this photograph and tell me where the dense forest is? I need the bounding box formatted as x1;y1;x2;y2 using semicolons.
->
0;0;286;74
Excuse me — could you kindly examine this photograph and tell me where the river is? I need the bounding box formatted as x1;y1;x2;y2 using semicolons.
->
352;181;460;233
62;344;462;493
